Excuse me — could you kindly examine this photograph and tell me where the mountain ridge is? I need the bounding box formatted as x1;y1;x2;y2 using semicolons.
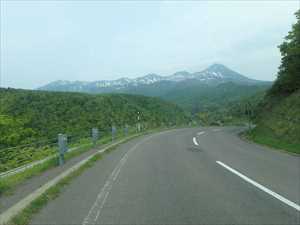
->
38;64;272;115
39;64;270;92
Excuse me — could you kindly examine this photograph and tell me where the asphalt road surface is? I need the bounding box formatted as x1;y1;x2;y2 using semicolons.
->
30;127;300;225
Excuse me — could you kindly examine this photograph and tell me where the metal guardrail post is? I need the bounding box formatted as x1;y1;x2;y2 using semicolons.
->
137;111;141;132
137;123;141;132
92;128;99;146
64;135;68;152
124;125;128;136
112;126;116;141
58;134;65;166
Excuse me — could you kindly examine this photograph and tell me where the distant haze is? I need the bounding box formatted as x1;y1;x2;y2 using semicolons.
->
1;1;299;89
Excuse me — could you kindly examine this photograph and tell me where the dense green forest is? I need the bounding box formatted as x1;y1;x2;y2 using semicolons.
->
162;81;270;115
247;10;300;153
0;88;190;148
196;90;267;126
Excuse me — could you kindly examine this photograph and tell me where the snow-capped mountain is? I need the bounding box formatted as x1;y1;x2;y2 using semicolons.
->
38;64;266;93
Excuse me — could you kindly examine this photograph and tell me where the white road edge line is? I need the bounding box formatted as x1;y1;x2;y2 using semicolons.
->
193;137;199;146
216;161;300;212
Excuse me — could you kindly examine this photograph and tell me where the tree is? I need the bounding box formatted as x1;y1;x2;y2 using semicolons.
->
0;115;35;148
269;10;300;96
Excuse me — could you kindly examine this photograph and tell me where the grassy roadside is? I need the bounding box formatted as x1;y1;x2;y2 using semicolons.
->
0;129;137;197
243;128;300;155
4;127;172;225
242;90;300;155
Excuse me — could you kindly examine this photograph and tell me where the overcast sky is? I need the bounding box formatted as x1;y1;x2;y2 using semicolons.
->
1;1;299;89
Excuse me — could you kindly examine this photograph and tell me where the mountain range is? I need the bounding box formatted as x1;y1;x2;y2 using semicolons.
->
39;64;268;93
39;64;272;114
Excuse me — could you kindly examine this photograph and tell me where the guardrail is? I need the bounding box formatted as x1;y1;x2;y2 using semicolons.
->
0;125;139;179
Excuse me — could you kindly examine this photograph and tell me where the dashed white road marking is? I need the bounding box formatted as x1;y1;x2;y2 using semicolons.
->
216;161;300;212
197;131;205;135
213;128;221;132
82;156;126;225
82;134;160;225
193;137;199;146
94;191;109;222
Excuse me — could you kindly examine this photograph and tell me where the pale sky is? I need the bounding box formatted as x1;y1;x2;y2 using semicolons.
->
0;1;299;89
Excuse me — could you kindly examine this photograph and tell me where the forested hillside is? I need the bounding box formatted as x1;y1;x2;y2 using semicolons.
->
162;81;270;114
39;64;272;116
247;10;300;153
0;88;190;148
197;89;267;126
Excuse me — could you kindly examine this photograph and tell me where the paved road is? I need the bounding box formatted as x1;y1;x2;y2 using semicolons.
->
30;127;300;224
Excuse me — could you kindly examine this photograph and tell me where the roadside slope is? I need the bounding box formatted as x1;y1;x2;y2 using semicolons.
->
247;90;300;153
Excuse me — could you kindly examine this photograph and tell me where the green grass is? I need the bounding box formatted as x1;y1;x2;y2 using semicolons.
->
0;145;57;174
245;128;300;154
245;90;300;155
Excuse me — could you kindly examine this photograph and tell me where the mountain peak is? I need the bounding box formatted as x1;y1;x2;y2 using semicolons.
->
206;63;229;72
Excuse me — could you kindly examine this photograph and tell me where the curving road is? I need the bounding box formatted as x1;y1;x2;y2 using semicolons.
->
30;127;300;225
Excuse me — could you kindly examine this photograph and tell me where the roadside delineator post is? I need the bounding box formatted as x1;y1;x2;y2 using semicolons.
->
111;126;116;141
64;135;68;152
92;128;99;146
137;111;141;132
124;125;128;136
58;134;67;166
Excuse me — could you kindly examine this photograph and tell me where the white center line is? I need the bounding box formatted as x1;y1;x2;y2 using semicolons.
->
193;137;199;146
197;131;205;135
213;129;221;132
82;157;125;225
82;134;160;225
216;161;300;212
